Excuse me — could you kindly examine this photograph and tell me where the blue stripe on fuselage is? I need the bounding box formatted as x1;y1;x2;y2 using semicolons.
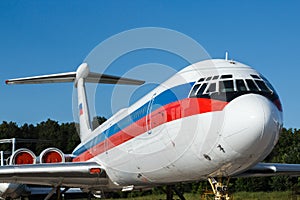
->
73;82;193;157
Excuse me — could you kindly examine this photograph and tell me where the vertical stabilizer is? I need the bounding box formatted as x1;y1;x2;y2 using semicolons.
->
75;63;92;140
6;63;144;142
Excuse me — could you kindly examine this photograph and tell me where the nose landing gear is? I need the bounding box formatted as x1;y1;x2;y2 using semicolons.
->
207;177;231;200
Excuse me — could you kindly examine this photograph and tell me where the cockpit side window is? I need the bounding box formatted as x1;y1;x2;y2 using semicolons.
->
198;78;205;82
261;76;275;94
255;80;271;93
219;80;234;92
236;79;247;92
189;84;201;97
250;74;260;79
206;82;216;94
189;74;279;104
246;79;259;92
197;83;207;97
221;74;233;79
212;75;219;80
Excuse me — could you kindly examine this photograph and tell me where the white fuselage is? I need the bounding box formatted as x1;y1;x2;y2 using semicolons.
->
72;59;283;186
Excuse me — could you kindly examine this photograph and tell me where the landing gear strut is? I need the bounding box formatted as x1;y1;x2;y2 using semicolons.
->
44;186;69;200
160;185;186;200
207;177;231;200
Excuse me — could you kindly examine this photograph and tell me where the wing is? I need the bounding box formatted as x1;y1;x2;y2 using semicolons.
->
235;162;300;177
0;162;109;189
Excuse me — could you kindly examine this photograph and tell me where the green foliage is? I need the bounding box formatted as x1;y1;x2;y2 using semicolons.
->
187;128;300;194
234;177;271;192
233;191;293;200
0;117;107;156
265;128;300;164
1;120;300;194
96;191;294;200
232;128;300;192
92;116;107;130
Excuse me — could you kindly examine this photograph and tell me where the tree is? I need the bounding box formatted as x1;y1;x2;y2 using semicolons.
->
92;116;107;130
0;121;20;152
1;120;300;193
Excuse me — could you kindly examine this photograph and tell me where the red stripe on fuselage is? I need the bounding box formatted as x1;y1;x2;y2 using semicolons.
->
73;98;228;162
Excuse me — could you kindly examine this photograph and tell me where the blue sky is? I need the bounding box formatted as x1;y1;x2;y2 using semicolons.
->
0;1;299;128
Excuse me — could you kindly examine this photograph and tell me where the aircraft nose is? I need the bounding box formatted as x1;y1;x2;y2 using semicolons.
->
221;94;282;158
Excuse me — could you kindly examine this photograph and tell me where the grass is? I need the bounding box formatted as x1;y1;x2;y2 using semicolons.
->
232;191;296;200
95;191;298;200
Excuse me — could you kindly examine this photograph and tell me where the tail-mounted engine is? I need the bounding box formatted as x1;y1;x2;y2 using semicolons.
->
8;147;68;165
39;147;65;163
9;148;36;165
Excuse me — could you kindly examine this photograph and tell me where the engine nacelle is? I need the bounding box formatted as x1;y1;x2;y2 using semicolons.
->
39;147;65;163
9;148;36;165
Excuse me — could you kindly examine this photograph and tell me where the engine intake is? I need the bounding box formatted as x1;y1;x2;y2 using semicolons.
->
9;148;36;165
39;147;65;163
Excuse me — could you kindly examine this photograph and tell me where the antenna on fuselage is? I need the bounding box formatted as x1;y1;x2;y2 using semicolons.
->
225;51;229;61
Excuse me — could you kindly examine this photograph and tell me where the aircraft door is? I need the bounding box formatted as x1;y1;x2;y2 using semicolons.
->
146;93;156;134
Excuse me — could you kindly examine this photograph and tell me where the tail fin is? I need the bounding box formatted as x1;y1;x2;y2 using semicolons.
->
6;63;144;141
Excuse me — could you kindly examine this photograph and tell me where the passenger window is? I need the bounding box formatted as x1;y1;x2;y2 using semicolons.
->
206;77;212;81
246;79;259;92
255;80;271;92
190;84;201;97
219;80;234;92
206;83;216;93
236;79;247;92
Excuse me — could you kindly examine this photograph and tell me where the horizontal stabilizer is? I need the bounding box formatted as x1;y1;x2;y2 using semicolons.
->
5;63;145;141
6;67;145;86
5;72;77;85
86;72;145;85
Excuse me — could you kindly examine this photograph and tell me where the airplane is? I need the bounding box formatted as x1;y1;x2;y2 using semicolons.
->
1;57;300;200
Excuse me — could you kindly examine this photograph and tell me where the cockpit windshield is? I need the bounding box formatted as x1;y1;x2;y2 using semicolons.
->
189;74;278;102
